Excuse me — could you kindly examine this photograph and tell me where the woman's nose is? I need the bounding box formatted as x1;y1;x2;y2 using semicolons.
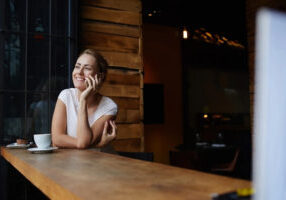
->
78;67;84;74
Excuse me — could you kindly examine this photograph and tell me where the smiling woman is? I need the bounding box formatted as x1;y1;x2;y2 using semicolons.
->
51;49;118;152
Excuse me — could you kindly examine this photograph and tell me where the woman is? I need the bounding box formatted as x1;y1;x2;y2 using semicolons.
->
52;49;117;150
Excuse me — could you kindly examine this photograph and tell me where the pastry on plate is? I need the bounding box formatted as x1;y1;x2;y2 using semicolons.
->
16;138;28;145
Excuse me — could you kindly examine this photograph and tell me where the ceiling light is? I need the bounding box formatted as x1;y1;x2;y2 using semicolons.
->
182;27;188;39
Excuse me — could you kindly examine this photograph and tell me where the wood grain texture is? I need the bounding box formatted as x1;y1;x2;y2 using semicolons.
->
81;32;139;53
105;69;140;85
101;51;142;69
111;97;140;109
100;84;140;98
116;109;140;123
81;6;140;26
139;19;144;125
81;0;141;12
81;21;139;38
1;148;81;200
117;123;143;139
1;147;252;200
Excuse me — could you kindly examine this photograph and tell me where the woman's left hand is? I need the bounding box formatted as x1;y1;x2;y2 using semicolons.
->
96;120;117;147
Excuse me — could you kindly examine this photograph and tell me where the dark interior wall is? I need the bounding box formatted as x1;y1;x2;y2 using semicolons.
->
179;40;252;179
143;23;183;164
142;23;250;163
185;68;250;127
182;41;250;145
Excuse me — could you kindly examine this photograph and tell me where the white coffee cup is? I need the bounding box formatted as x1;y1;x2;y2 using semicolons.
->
34;133;51;149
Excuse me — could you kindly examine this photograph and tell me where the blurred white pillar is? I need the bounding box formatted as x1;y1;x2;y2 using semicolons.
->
254;8;286;200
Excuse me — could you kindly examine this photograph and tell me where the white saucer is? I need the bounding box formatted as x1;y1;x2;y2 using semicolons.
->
6;142;31;149
195;142;208;146
211;143;226;148
27;147;58;153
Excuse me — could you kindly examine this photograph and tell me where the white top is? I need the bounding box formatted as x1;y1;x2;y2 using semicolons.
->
58;88;117;138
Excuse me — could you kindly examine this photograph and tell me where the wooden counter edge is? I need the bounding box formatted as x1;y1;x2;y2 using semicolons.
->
1;147;81;200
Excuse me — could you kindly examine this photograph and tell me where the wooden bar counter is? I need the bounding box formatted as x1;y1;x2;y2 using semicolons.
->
1;147;251;200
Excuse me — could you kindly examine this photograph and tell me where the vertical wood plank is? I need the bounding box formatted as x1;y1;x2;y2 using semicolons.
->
139;13;144;152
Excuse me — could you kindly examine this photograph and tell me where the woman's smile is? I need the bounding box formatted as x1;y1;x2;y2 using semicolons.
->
75;76;85;81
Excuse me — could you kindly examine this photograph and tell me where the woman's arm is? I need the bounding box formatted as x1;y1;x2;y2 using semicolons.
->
95;120;117;148
90;115;116;146
51;98;115;149
75;76;102;148
51;99;78;148
75;98;93;148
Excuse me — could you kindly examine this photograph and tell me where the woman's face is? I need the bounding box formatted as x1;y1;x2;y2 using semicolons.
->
72;54;98;91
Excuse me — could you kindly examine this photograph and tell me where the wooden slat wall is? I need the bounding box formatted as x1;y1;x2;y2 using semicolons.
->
79;0;143;152
246;0;286;132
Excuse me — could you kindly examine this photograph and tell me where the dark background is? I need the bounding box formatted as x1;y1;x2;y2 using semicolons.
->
142;0;247;44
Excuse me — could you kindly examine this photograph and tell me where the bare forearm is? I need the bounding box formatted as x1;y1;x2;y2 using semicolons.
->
94;119;117;148
76;100;93;148
52;134;77;148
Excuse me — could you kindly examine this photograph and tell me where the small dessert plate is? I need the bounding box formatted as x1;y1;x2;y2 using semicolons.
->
27;147;58;153
6;142;31;149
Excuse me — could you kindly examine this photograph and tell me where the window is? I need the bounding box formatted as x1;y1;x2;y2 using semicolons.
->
0;0;78;143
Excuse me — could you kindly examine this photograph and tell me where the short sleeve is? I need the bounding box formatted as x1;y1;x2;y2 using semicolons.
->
101;97;118;116
58;89;68;105
87;96;118;126
104;106;117;116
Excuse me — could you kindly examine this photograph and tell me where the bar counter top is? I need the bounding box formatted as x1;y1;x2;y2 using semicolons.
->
1;147;251;200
